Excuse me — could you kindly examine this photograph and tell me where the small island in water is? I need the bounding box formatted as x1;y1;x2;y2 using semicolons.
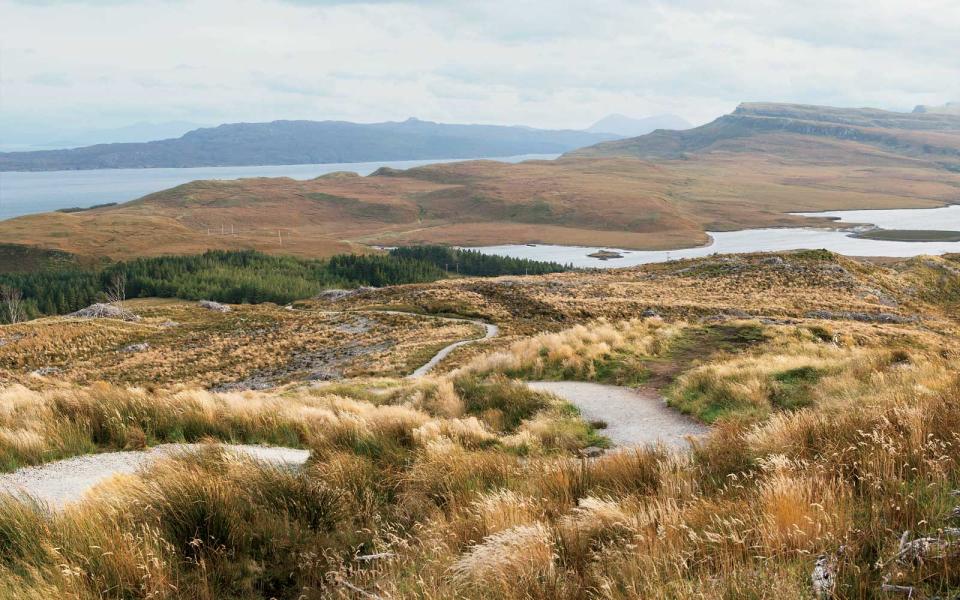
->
852;229;960;242
587;249;625;260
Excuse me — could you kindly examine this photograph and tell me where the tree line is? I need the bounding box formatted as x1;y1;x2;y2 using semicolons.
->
0;247;570;323
388;245;570;276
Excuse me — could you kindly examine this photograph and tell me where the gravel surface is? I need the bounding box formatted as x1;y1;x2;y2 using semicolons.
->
409;320;499;377
0;310;495;511
0;444;310;509
527;381;708;448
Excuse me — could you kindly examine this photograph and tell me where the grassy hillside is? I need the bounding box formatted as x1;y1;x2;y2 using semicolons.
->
1;251;959;597
2;146;957;261
570;102;960;165
0;243;96;274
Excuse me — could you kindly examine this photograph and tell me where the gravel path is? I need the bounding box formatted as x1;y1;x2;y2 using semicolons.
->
294;308;499;378
527;381;708;448
0;310;496;511
0;444;310;509
357;309;498;378
409;320;499;377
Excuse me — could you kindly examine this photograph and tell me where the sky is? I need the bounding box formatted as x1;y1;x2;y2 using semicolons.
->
1;0;959;146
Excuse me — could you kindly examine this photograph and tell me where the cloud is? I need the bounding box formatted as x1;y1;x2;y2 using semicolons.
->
0;0;957;137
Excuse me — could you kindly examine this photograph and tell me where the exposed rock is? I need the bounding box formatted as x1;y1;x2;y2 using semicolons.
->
209;377;274;393
198;300;231;313
811;554;836;599
69;303;140;321
0;334;23;348
30;367;62;377
805;310;918;324
641;308;660;318
316;288;353;301
119;342;150;353
159;320;179;328
578;446;606;458
896;530;957;565
316;286;377;301
760;256;785;266
761;317;798;325
336;316;373;334
211;339;394;391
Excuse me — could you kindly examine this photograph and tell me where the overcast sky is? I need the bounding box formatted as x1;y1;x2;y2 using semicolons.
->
2;0;959;142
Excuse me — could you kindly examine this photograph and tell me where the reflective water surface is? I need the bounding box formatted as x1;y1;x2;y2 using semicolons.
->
472;205;960;267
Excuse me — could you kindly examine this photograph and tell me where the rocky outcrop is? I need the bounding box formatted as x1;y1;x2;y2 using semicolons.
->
69;303;140;321
198;300;231;313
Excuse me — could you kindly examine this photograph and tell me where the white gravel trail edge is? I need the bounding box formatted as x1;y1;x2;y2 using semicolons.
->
408;320;499;377
526;381;708;448
0;444;310;510
0;310;497;511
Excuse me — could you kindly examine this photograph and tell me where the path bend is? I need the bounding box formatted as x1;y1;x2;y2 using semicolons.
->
0;444;310;509
526;381;708;449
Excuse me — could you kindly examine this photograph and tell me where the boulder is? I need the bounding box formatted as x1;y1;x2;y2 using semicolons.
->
198;300;231;313
69;303;140;321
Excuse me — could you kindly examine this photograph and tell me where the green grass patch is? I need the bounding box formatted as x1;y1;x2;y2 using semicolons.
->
770;366;824;410
455;374;549;431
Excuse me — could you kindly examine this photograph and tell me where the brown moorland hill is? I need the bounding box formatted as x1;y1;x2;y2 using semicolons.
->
0;298;483;388
4;251;957;390
2;252;960;597
570;102;960;163
1;103;958;260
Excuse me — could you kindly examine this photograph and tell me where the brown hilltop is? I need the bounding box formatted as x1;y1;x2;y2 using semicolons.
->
2;102;959;261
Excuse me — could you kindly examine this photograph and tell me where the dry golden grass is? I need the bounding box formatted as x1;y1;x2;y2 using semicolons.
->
322;251;960;336
0;299;480;388
0;252;958;598
0;316;958;598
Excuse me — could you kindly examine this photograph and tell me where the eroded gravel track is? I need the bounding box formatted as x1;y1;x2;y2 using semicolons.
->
0;311;497;510
409;320;499;377
0;444;310;509
527;381;708;448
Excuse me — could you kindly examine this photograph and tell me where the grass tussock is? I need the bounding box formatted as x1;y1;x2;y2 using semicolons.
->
0;305;958;597
668;325;931;424
457;317;680;386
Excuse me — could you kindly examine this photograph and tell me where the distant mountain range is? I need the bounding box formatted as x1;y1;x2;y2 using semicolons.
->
6;101;959;263
914;102;960;115
586;113;691;137
570;102;960;168
0;118;617;171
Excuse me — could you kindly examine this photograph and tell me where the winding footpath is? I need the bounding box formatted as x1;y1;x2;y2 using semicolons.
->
527;381;708;448
0;310;499;509
0;444;310;509
408;319;498;377
0;311;705;508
